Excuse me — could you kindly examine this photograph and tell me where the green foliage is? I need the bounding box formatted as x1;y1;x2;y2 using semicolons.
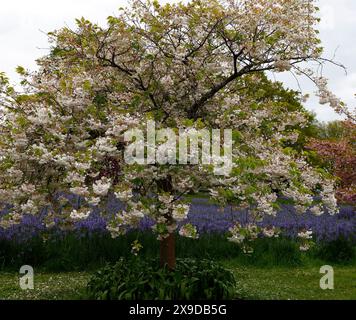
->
314;121;350;140
15;66;26;76
1;232;236;271
237;237;302;267
0;71;14;95
315;237;355;264
1;231;354;272
87;257;236;300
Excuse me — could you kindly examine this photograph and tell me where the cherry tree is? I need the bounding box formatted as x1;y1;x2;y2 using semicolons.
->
0;0;350;269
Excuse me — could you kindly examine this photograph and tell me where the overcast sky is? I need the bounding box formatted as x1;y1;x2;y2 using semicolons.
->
1;0;355;122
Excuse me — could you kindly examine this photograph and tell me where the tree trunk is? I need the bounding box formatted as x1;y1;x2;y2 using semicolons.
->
160;232;176;270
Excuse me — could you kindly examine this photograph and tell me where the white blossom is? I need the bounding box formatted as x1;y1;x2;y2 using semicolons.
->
172;204;190;222
93;177;111;196
70;209;91;221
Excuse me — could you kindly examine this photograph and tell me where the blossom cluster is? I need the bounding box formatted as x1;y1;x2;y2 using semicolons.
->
228;222;281;253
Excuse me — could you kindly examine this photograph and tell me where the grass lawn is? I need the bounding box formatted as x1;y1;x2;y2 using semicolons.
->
0;272;90;300
0;262;355;300
223;261;356;300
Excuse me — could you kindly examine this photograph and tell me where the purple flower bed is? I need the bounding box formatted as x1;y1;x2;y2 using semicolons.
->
1;197;355;243
183;199;355;243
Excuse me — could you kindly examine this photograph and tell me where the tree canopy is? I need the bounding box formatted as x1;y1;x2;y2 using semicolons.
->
0;0;350;267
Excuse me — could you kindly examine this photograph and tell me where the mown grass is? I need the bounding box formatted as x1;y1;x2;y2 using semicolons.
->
0;262;355;300
0;272;90;300
223;262;356;300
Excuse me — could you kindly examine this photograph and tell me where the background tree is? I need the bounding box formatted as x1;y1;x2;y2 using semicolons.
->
0;0;347;269
307;121;356;204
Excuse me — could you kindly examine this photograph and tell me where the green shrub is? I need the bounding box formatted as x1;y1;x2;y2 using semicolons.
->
315;237;355;264
87;257;236;300
263;237;302;266
236;237;302;267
